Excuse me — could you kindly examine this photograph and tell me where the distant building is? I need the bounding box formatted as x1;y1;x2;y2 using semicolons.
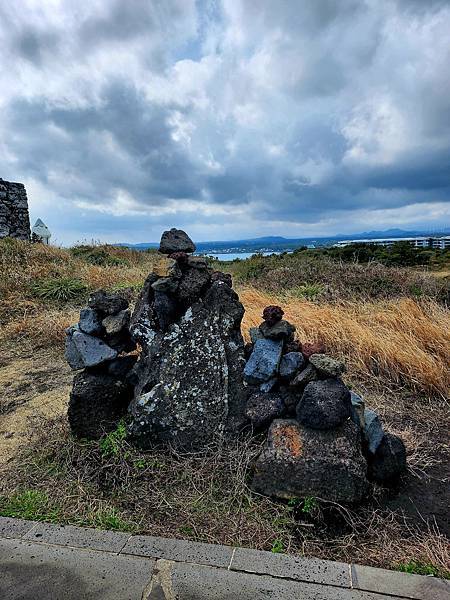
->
32;218;51;244
334;236;450;250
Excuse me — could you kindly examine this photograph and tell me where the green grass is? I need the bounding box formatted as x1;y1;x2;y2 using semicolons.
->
396;560;450;579
0;490;61;522
98;420;128;457
31;277;87;302
270;538;285;553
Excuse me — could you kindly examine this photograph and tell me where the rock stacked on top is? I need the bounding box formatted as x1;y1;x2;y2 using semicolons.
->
245;307;407;503
65;291;137;439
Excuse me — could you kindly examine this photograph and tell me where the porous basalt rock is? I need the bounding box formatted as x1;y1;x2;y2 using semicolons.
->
245;392;285;430
159;228;196;254
290;363;318;389
308;354;346;379
367;433;407;485
296;378;351;430
259;319;295;341
0;178;31;240
279;352;305;381
262;305;284;326
79;308;103;336
251;419;370;504
88;290;129;316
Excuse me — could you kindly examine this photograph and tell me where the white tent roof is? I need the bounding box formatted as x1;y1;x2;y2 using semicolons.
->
32;218;51;239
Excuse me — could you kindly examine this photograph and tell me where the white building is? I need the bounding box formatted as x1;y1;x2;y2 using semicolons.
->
32;218;51;244
334;236;450;250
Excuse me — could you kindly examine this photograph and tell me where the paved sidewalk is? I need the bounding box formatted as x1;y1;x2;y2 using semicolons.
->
0;517;448;599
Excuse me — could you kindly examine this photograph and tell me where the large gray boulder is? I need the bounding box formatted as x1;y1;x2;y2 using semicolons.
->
296;378;351;429
243;338;283;385
65;328;117;370
251;419;370;504
128;281;247;450
159;228;196;254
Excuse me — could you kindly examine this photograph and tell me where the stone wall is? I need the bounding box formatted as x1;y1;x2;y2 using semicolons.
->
0;178;31;241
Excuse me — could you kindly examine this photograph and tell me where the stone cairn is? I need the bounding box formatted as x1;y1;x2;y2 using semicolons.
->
243;307;407;503
65;228;406;505
0;178;31;241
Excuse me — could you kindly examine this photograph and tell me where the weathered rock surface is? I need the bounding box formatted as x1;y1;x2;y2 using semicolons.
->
308;354;346;378
350;391;366;429
0;178;31;240
245;392;285;430
368;433;407;485
290;363;318;389
128;281;247;450
68;371;132;439
363;409;384;454
102;309;130;335
251;419;370;504
65;328;117;370
249;327;264;344
260;377;278;393
159;228;196;254
88;290;128;316
301;341;326;359
176;267;211;305
296;378;351;429
259;320;295;341
243;338;283;384
279;352;305;381
79;308;103;336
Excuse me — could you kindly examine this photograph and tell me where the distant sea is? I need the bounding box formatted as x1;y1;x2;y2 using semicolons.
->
204;251;283;261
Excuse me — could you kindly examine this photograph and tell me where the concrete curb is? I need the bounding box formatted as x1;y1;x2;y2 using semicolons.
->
1;517;448;599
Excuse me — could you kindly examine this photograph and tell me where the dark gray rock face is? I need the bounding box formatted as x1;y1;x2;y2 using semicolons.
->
243;338;283;384
308;354;346;378
65;328;117;370
279;352;304;381
79;308;103;336
249;327;264;343
0;179;31;240
350;391;365;429
251;419;370;504
245;392;285;430
290;363;318;389
68;371;132;439
102;309;130;335
363;409;384;454
296;378;351;429
368;433;407;485
159;228;196;254
259;320;295;341
88;290;128;316
176;267;211;305
128;281;247;450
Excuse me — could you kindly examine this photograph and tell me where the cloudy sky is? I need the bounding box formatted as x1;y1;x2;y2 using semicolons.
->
1;0;449;245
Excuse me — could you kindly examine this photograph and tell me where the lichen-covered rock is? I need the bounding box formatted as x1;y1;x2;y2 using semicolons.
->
308;354;346;378
128;281;246;450
102;309;130;336
245;392;285;430
290;363;318;389
65;328;117;370
279;352;305;381
259;319;295;341
159;228;196;254
251;419;370;504
367;433;407;485
68;371;132;439
364;409;384;454
243;338;283;384
79;308;103;336
296;378;351;429
88;290;129;316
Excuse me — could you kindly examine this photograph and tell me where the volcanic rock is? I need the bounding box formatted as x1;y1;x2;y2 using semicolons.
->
251;419;370;504
187;256;208;269
245;392;285;430
290;363;318;389
249;327;264;343
350;391;365;429
262;305;284;326
309;354;346;379
260;377;278;393
88;290;128;316
279;352;305;381
65;328;117;370
259;319;295;341
78;308;103;336
102;309;130;336
363;409;384;454
296;378;351;429
151;277;179;293
211;271;232;287
159;228;196;254
244;338;283;384
367;433;407;485
176;267;211;305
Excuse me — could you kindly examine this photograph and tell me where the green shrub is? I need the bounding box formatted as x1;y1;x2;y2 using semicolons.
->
271;538;285;553
99;420;128;457
70;245;129;267
289;284;325;300
31;277;87;302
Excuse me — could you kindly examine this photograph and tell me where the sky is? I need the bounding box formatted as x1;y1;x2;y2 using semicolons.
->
1;0;449;245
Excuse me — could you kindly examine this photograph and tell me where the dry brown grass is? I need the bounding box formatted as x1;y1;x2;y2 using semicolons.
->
239;287;450;398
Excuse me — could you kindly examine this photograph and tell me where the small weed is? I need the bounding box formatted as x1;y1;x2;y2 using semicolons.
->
396;561;449;579
99;420;127;457
179;525;195;536
409;284;423;298
301;496;318;515
0;490;60;522
31;277;87;302
86;507;136;532
271;538;285;553
290;284;325;299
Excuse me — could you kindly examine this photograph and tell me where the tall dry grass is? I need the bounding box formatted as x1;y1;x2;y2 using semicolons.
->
240;287;450;398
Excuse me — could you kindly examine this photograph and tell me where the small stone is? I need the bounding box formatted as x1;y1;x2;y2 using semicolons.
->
350;391;365;429
153;256;182;278
170;251;189;264
78;308;103;336
151;277;179;293
211;271;232;287
297;378;351;430
364;409;384;454
290;363;318;388
159;228;196;254
65;329;117;370
301;341;326;359
260;377;278;393
259;319;296;341
102;309;130;336
187;255;208;269
279;352;305;381
245;392;285;430
368;433;407;485
88;290;128;316
309;354;346;378
283;340;302;354
154;291;178;331
262;305;284;326
244;338;283;384
249;327;264;343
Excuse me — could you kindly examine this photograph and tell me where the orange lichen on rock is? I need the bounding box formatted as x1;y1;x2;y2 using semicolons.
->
272;423;303;458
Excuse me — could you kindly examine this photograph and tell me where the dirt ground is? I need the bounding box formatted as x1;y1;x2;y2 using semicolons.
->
0;345;72;465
